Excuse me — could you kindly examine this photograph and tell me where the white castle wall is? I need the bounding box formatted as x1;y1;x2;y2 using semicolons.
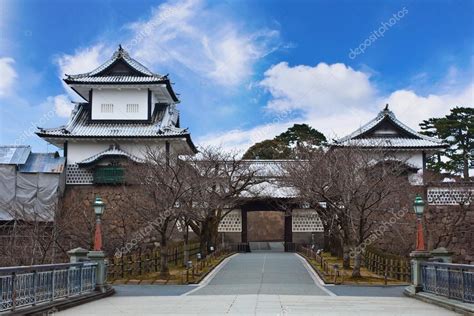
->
92;88;148;120
66;140;170;165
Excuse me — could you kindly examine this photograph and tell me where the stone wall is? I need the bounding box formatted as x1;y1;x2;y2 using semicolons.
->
425;204;474;263
59;184;192;257
371;204;474;263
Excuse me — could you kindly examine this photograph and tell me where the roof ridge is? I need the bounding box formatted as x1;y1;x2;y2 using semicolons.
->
336;105;445;145
65;45;160;79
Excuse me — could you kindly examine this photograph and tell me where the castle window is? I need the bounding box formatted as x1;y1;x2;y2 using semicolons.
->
101;103;114;113
126;104;139;113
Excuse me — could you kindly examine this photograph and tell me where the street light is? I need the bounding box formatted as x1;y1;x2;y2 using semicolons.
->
93;196;106;251
413;194;425;251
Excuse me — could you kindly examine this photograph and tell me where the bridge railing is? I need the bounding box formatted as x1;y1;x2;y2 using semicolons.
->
0;262;97;312
421;262;474;303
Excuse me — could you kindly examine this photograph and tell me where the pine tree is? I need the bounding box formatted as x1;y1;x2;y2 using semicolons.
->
420;107;473;179
243;124;327;159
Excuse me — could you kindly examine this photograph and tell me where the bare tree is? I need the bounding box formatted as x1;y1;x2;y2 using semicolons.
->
125;147;195;277
185;147;263;256
285;145;413;277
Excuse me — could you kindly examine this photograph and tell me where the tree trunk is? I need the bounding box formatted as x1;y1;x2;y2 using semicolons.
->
199;219;210;256
209;216;220;251
323;227;331;251
352;252;362;277
463;148;469;180
342;244;351;269
183;224;189;267
159;234;169;278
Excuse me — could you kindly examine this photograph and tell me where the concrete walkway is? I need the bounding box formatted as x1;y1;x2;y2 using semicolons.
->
57;252;458;315
189;252;330;296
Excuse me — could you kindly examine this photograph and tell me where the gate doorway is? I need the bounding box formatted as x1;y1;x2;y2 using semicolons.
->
247;211;284;242
240;200;294;252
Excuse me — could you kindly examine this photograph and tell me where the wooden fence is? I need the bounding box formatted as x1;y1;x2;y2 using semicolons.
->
107;243;201;280
298;245;345;284
364;246;411;282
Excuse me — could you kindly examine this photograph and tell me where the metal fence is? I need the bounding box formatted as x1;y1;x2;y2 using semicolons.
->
421;262;474;303
0;262;97;312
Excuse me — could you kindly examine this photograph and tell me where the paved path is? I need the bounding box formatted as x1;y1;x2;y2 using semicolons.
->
58;252;458;315
189;252;330;296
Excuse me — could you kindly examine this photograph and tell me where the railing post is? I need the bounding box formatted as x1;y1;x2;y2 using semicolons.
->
66;267;70;297
32;270;37;306
51;269;55;301
79;264;83;293
447;267;451;299
68;247;89;263
408;250;431;293
11;272;16;311
88;250;107;293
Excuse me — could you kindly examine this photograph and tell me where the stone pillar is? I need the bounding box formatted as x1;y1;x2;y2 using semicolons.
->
284;210;292;244
409;250;431;293
241;209;248;243
67;247;89;263
430;247;453;263
88;250;107;293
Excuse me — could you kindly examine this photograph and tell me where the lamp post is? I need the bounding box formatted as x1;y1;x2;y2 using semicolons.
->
407;194;431;294
88;196;107;293
413;194;425;251
93;196;106;251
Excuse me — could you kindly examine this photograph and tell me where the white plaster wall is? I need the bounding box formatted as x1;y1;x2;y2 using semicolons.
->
92;89;148;120
66;139;187;164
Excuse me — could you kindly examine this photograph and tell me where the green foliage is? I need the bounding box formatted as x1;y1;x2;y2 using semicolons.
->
275;123;327;147
243;124;327;159
242;139;291;159
420;107;473;179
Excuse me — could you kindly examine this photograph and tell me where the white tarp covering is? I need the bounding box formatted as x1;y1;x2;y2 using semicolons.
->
0;162;63;222
0;165;16;205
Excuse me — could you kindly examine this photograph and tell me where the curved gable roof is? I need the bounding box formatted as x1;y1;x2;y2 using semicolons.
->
66;45;159;79
333;105;447;149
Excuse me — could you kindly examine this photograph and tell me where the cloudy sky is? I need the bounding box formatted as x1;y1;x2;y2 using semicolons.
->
0;0;472;153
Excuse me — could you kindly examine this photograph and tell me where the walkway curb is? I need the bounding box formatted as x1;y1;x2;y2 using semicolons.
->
182;253;238;296
295;253;336;296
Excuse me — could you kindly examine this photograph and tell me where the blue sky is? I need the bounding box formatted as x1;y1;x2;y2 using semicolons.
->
0;0;473;153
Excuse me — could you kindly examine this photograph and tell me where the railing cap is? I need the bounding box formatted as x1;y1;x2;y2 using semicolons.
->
421;261;474;269
0;261;97;274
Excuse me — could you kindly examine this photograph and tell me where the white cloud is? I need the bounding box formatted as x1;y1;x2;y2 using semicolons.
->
197;120;295;154
53;44;111;101
201;62;473;153
0;57;17;97
260;62;376;116
45;0;280;117
383;84;473;129
42;94;74;118
126;0;280;87
56;44;107;77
